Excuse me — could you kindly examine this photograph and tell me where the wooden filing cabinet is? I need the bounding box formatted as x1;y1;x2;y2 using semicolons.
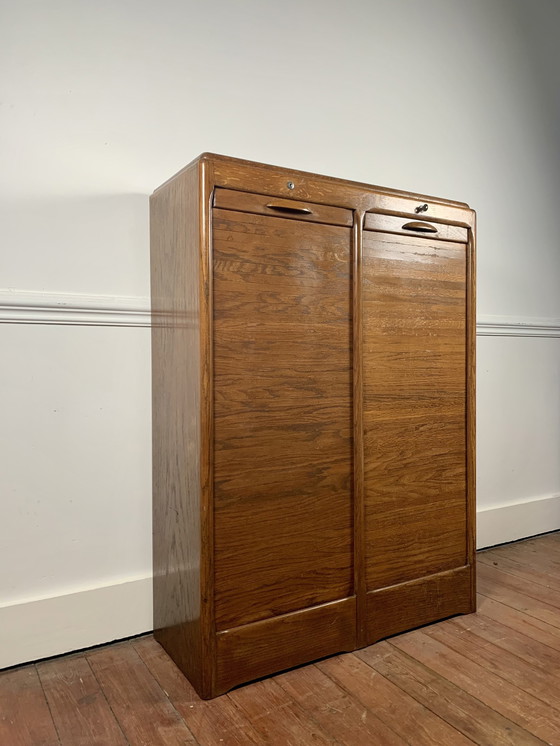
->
150;153;476;698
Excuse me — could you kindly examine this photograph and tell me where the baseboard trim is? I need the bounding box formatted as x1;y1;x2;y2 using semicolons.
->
0;576;152;670
477;493;560;549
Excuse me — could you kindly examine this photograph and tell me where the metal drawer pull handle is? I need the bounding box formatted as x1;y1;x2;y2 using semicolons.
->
266;202;312;215
402;221;438;233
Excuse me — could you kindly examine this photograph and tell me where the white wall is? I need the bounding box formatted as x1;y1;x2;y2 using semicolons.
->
1;0;559;666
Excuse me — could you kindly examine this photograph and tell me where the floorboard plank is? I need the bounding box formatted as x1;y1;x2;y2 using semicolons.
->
477;593;560;651
393;629;560;743
133;636;261;746
485;532;560;554
227;677;339;746
356;640;542;746
275;660;407;745
478;568;560;629
481;538;560;570
452;612;560;677
478;563;560;611
525;532;560;548
427;620;560;712
37;654;127;746
478;551;560;592
87;641;197;745
317;653;474;745
0;665;60;746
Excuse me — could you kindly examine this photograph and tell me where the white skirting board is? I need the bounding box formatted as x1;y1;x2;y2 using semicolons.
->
2;496;560;671
477;493;560;549
0;577;152;670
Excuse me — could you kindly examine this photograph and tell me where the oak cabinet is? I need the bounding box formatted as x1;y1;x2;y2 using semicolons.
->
151;153;476;698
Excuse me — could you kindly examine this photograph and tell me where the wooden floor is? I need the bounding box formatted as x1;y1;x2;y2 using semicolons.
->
3;534;560;745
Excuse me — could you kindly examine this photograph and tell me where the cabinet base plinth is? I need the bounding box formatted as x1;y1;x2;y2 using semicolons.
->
365;565;475;645
214;597;356;696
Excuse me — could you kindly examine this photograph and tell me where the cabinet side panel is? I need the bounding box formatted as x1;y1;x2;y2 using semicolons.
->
151;163;204;693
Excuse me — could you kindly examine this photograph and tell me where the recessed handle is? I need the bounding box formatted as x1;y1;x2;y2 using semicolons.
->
265;201;312;215
402;221;438;233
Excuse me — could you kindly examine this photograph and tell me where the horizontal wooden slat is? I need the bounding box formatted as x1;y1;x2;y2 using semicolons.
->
364;212;469;241
213;187;353;226
215;597;356;695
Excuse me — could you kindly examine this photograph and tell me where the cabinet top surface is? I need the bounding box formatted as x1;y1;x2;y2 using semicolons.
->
154;152;472;214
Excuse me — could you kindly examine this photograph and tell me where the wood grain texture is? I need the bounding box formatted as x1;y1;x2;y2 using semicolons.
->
367;192;472;227
424;622;560;727
37;655;126;745
215;597;356;695
357;640;541;746
133;636;262;746
392;629;560;744
151;153;476;697
151;160;206;693
478;549;560;593
451;612;560;677
479;535;560;577
214;187;353;226
198;156;216;697
366;565;473;643
352;211;367;647
0;666;60;746
276;662;406;745
482;533;560;559
364;212;468;241
228;678;337;746
478;571;560;629
477;593;560;651
207;153;474;222
87;643;197;745
479;562;560;614
212;208;354;629
362;229;469;591
318;653;473;745
466;223;477;608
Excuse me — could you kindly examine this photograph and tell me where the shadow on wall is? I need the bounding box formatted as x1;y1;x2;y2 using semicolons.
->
509;0;560;160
